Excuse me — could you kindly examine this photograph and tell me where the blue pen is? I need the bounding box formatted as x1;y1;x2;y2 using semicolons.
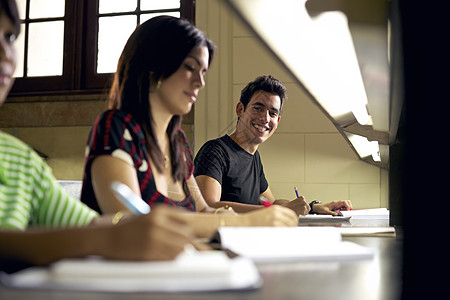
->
110;181;151;214
294;186;300;198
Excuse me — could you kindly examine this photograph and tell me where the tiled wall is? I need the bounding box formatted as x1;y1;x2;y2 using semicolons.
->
195;0;388;209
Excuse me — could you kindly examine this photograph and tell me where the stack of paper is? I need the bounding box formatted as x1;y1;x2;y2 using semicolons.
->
212;227;373;263
299;214;351;222
340;208;389;219
1;251;262;292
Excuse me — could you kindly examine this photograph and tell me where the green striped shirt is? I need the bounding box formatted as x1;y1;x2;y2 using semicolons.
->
0;131;98;230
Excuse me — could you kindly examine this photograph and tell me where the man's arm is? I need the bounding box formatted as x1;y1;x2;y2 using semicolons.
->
263;187;310;216
195;175;263;213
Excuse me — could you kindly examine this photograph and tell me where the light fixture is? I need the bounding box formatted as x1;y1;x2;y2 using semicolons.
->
345;133;381;162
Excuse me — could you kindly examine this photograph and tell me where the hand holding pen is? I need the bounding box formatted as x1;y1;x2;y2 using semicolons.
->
109;181;199;259
111;181;151;215
272;186;310;216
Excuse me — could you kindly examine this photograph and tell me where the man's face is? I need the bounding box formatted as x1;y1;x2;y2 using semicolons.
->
236;90;281;146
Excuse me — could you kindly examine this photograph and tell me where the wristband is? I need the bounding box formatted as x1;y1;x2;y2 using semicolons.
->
309;200;321;214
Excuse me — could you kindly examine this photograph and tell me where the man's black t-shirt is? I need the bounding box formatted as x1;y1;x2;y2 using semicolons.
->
194;135;268;205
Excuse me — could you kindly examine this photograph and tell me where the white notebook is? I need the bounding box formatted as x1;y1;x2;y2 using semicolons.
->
1;250;262;293
213;227;373;263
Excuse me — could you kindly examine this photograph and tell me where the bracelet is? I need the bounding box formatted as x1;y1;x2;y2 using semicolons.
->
112;210;126;225
219;217;226;227
309;200;321;214
214;205;234;214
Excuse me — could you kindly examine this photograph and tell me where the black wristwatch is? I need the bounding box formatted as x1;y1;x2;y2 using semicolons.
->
309;200;321;214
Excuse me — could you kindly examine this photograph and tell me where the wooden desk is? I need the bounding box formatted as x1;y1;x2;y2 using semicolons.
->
0;221;402;300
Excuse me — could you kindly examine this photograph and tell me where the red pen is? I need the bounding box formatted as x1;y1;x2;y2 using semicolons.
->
259;196;272;207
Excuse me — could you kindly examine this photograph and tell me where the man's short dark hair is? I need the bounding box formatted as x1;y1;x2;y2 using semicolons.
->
239;75;287;111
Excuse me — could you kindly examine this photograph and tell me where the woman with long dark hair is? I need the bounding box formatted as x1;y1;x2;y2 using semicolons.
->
81;16;298;238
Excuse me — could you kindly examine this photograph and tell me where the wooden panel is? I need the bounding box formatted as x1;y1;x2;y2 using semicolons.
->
1;94;194;127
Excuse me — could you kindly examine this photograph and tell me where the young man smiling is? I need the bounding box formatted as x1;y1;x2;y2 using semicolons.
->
194;75;352;215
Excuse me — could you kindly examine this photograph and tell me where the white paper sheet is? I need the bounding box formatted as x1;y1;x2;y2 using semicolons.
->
215;227;374;263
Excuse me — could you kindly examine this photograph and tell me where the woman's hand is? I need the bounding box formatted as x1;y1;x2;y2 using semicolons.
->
101;205;195;261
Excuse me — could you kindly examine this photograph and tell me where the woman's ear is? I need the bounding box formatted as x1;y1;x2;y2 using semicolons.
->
149;71;162;92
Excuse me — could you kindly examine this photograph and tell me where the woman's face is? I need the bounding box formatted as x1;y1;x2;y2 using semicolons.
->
0;10;17;107
150;45;209;116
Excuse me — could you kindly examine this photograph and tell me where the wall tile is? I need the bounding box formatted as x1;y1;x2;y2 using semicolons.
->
305;134;380;183
16;127;91;180
233;37;293;84
258;133;305;184
349;184;381;209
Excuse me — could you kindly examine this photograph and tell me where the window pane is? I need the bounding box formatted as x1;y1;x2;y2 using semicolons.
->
27;21;64;76
99;0;137;14
29;0;65;18
13;24;26;78
141;0;180;10
140;12;180;24
97;16;137;74
16;0;26;19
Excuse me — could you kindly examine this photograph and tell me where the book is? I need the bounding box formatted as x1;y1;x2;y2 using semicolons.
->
210;227;373;263
1;250;262;293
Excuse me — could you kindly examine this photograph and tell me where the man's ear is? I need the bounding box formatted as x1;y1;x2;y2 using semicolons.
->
277;115;281;123
236;102;244;117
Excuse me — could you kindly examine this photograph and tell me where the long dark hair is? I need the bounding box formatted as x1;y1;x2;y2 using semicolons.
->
0;0;21;35
108;16;214;181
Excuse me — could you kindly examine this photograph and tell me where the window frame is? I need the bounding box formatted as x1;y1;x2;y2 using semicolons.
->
9;0;195;97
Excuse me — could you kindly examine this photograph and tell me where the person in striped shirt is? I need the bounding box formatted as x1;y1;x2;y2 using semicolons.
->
0;0;196;272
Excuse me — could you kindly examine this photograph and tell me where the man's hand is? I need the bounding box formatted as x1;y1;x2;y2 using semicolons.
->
274;196;310;216
312;200;352;215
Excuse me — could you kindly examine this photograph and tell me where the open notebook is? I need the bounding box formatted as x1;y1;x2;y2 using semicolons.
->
1;250;262;293
210;227;374;263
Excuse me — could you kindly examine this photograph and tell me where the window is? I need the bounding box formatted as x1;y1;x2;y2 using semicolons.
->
10;0;194;95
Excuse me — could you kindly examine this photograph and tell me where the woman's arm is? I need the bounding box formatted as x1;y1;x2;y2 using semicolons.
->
180;205;299;238
89;155;298;240
91;155;142;214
